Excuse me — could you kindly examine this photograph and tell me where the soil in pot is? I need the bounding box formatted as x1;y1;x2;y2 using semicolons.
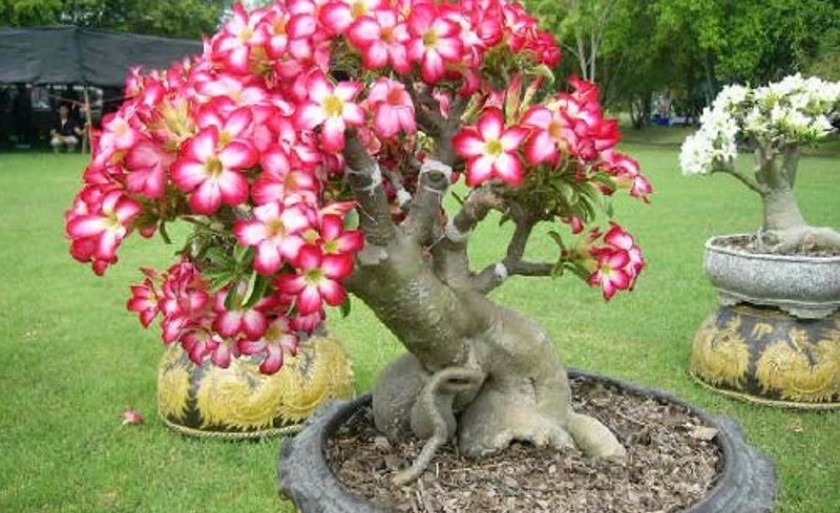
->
716;234;840;258
326;376;721;513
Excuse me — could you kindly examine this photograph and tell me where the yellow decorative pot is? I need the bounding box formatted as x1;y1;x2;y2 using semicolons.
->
157;336;355;438
692;304;840;408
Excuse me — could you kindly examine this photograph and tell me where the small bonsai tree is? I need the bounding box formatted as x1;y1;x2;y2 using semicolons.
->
65;0;651;484
680;74;840;253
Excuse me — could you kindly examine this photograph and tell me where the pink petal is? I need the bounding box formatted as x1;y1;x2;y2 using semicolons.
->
219;142;258;169
288;13;317;39
241;310;268;340
172;160;209;191
67;216;107;238
188;129;218;162
478;108;504;140
321;253;354;279
466;155;495;186
235;220;269;246
190;180;223;215
526;131;557;165
295;104;328;129
452;129;485;158
318;279;347;306
348;18;380;46
224;108;253;137
262;146;291;177
217;171;249;206
374;106;400;138
297;285;323;315
255;242;283;274
492;153;524;185
500;127;530;150
296;244;322;270
320;117;347;152
342;103;365;126
260;344;284;374
216;310;242;337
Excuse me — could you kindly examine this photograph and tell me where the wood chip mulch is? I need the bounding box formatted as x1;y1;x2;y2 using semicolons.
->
327;377;722;513
718;233;840;257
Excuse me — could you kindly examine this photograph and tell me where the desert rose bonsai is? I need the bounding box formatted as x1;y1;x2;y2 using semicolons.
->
680;74;840;253
65;0;651;484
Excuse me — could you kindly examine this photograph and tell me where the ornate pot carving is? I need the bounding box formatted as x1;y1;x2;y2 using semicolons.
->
692;304;840;408
157;336;355;438
704;234;840;320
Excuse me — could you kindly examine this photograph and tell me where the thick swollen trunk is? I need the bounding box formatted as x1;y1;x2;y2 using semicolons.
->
347;232;624;484
760;191;840;252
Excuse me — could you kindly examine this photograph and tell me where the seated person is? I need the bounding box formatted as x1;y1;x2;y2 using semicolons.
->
50;104;83;153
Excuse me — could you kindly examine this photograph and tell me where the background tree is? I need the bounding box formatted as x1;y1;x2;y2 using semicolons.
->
0;0;228;39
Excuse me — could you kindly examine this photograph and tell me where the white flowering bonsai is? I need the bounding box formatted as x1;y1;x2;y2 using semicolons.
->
680;74;840;253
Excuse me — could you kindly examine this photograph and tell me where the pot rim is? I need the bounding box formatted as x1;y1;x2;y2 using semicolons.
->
705;234;840;264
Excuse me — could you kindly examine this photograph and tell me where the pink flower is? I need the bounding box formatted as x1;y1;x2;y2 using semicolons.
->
238;317;300;374
407;4;463;84
213;286;269;340
588;249;633;300
275;245;354;315
604;223;645;276
121;409;145;425
320;0;382;35
347;9;411;71
311;213;365;255
453;107;529;186
366;78;416;138
234;201;315;275
171;126;257;215
66;188;142;274
251;144;320;205
521;106;569;165
124;139;173;199
293;72;365;152
127;271;161;328
181;328;238;368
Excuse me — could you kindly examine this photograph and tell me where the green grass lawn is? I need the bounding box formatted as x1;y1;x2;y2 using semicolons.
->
1;141;838;513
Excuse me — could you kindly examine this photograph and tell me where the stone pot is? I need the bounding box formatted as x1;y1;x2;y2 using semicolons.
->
704;234;840;320
277;370;777;513
693;235;840;407
157;335;355;438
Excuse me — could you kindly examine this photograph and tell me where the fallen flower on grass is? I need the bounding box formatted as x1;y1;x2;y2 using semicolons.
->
121;409;145;425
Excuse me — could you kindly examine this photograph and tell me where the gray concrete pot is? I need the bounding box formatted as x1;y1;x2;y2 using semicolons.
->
277;370;777;513
704;234;840;319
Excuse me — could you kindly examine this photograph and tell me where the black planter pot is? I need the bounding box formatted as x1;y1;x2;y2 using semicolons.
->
277;370;777;513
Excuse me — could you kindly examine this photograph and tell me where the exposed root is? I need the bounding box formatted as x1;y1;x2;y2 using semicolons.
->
759;226;840;254
393;365;484;486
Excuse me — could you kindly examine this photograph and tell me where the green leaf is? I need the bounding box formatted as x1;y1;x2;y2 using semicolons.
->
224;282;243;310
242;273;270;310
233;243;249;264
339;297;352;318
547;230;566;250
208;272;235;293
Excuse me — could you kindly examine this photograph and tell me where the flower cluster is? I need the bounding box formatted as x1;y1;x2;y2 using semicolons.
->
66;0;648;373
679;74;840;176
586;224;645;300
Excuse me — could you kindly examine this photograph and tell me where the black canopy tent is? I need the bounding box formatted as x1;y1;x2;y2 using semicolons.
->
0;26;202;149
0;26;203;86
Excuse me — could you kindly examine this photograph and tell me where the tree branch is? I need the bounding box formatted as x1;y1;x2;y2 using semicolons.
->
472;260;555;295
403;94;468;245
343;131;397;246
429;185;504;288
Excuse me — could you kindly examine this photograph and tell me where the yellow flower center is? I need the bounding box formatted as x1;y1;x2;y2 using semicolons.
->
323;95;344;117
206;157;223;177
305;268;324;284
266;219;286;237
423;30;438;48
486;139;503;157
350;1;368;18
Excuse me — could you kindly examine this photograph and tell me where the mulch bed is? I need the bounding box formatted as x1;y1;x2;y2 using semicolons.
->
327;377;722;513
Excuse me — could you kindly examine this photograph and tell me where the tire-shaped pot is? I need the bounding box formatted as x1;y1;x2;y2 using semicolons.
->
692;303;840;408
277;370;777;513
157;335;355;438
704;234;840;320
